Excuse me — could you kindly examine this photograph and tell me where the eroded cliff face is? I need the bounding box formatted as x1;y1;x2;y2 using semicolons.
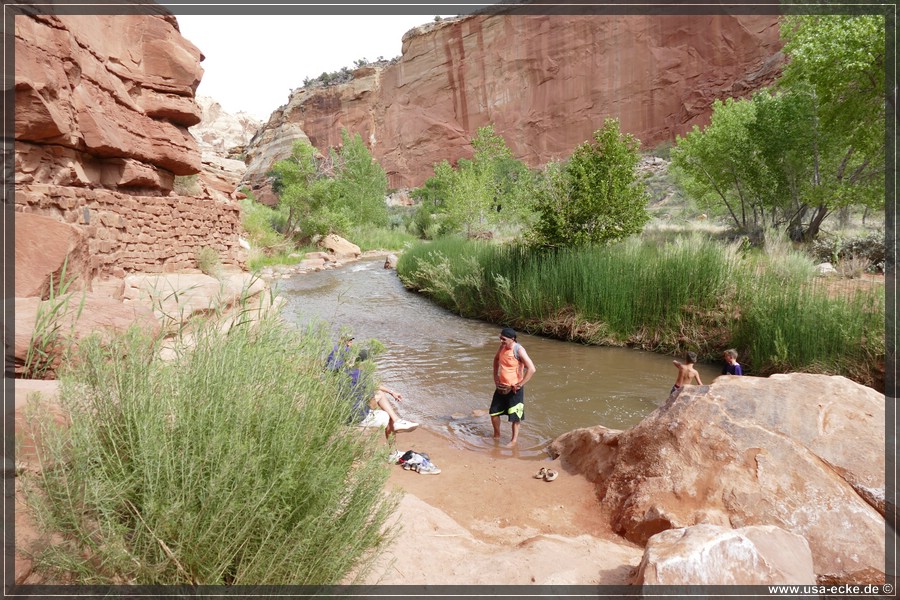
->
189;96;260;199
14;14;245;280
244;13;784;190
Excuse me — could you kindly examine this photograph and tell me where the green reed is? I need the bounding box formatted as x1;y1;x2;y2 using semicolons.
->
732;273;884;380
396;235;884;386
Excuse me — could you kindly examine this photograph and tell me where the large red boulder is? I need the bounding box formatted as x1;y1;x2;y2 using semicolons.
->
550;374;885;584
14;212;91;299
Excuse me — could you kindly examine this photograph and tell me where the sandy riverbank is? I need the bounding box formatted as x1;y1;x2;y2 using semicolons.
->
359;426;643;585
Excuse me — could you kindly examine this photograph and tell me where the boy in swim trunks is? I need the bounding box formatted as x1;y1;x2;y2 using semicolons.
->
490;327;536;447
671;351;702;395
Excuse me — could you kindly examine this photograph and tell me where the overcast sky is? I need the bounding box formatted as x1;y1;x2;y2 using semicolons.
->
177;15;453;121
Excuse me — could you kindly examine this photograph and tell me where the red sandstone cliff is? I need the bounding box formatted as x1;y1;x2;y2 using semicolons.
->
243;13;784;191
14;14;246;281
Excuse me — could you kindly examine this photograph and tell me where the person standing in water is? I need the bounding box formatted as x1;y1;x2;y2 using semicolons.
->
490;327;536;447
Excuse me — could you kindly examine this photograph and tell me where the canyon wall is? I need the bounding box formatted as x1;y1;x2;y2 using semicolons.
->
14;14;246;280
189;96;260;199
244;13;784;191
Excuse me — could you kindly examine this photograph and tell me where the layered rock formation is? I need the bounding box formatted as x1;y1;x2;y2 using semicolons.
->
14;14;246;279
243;13;784;192
549;374;886;584
189;96;261;200
190;96;261;157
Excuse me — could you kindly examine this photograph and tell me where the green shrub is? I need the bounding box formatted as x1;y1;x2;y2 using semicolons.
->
239;199;287;249
173;175;201;196
810;230;885;272
195;246;222;278
21;318;399;585
529;119;649;248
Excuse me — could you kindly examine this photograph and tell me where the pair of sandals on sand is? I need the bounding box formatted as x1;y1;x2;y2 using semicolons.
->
533;466;558;482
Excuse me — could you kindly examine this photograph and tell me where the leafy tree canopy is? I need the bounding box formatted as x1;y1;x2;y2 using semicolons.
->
268;130;388;241
528;118;650;248
329;129;389;229
413;125;533;238
780;14;886;154
670;14;885;241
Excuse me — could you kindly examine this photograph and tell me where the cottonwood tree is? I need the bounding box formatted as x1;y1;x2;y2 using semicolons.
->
328;129;389;229
778;13;886;238
269;129;389;241
416;125;532;238
528;118;649;248
269;140;324;241
670;14;885;241
670;98;768;233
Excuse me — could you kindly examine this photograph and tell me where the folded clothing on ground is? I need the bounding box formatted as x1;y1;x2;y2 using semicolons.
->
396;450;441;474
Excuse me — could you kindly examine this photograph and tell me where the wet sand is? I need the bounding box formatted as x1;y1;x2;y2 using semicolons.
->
359;426;644;585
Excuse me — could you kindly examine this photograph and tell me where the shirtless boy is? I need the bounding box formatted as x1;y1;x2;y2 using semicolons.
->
671;351;703;395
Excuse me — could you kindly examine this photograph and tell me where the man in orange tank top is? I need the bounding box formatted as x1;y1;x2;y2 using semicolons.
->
490;327;536;447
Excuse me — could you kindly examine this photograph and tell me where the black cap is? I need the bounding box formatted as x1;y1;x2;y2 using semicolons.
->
500;327;517;340
357;349;369;362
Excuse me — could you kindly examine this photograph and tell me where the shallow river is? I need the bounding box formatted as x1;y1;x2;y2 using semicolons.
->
279;257;722;458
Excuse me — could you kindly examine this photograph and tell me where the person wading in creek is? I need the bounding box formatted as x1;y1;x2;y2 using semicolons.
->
490;327;536;447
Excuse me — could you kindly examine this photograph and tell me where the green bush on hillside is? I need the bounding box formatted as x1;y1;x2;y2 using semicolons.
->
529;118;650;248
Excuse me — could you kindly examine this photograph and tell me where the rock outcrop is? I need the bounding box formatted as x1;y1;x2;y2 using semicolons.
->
190;96;261;157
12;294;161;376
14;213;91;299
318;234;361;261
635;524;817;585
189;97;261;200
15;14;246;277
13;14;258;378
242;122;312;206
549;374;885;584
242;13;784;192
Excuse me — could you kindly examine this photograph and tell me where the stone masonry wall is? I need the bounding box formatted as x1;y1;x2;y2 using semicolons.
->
16;184;242;277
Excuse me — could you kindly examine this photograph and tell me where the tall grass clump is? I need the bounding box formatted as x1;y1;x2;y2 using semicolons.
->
398;235;739;348
195;246;223;278
491;235;738;340
21;317;399;585
732;269;884;384
23;258;86;379
397;235;884;386
396;237;495;316
347;223;419;252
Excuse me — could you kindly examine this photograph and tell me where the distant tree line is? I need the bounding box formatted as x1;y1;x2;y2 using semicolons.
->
301;57;398;89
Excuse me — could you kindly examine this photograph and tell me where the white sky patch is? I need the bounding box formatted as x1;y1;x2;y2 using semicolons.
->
177;15;453;120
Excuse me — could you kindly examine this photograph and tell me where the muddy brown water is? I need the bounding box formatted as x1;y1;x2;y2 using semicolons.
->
279;257;722;458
